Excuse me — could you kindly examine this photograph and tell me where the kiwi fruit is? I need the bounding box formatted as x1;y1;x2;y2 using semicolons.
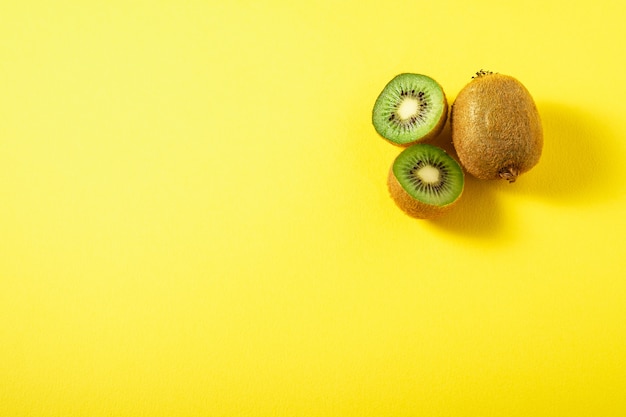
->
451;70;543;182
373;73;448;146
388;143;464;219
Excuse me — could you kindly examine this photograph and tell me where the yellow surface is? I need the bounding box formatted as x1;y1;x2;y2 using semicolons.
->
1;1;625;416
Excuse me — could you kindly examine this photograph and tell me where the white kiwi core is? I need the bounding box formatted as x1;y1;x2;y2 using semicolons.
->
416;165;440;183
397;97;419;120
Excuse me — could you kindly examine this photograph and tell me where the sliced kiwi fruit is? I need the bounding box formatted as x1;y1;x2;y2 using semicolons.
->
372;73;448;146
388;143;464;219
451;70;543;182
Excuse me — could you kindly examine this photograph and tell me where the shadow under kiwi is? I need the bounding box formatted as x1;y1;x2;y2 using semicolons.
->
421;124;513;242
494;102;626;205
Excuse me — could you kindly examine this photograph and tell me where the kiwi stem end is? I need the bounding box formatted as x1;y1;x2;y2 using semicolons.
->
472;69;494;79
499;166;519;183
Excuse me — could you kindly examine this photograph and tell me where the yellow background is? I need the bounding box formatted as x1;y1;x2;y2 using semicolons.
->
1;1;625;416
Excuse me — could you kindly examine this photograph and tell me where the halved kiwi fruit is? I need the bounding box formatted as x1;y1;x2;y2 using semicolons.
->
373;73;448;146
388;143;464;219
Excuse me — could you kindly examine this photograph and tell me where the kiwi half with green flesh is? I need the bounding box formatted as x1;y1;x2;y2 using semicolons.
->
388;143;464;219
373;73;448;146
451;70;543;183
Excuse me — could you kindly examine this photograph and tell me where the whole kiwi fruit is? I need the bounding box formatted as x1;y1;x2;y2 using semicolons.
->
388;143;464;219
372;73;448;146
451;70;543;182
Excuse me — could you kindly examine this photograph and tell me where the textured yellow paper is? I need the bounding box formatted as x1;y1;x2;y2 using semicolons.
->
1;1;625;416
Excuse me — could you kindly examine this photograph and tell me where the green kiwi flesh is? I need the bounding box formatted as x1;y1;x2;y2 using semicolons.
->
451;71;543;182
388;143;464;219
373;73;448;146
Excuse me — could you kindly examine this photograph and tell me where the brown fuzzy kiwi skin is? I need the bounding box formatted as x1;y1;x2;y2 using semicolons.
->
451;72;543;182
387;166;462;219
